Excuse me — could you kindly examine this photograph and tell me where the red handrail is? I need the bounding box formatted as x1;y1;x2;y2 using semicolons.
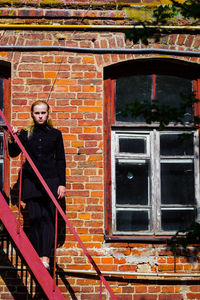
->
0;109;117;300
0;191;65;299
17;153;23;234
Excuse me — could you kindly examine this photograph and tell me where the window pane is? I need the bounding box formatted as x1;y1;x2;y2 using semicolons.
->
160;133;194;156
116;210;150;232
161;209;196;231
161;161;195;205
0;134;3;156
116;160;149;205
119;137;146;154
115;75;152;122
156;75;193;123
0;78;3;111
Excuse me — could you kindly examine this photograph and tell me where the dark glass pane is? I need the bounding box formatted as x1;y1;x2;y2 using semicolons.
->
116;210;149;232
161;209;196;231
116;160;149;205
115;75;152;122
0;79;3;111
161;162;195;205
160;133;193;156
0;134;3;155
0;161;3;191
119;137;146;154
156;75;193;123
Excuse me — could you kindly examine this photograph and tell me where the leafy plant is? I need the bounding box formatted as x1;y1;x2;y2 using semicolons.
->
125;0;200;45
167;222;200;254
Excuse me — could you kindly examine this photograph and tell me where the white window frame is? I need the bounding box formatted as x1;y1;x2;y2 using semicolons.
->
111;129;200;236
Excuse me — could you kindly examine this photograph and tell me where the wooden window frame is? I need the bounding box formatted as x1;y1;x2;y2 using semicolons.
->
0;64;11;198
104;58;200;242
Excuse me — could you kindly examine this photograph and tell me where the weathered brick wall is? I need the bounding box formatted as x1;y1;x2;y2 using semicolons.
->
0;1;199;299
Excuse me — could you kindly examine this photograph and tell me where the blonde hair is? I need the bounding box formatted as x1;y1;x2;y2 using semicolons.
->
24;100;54;138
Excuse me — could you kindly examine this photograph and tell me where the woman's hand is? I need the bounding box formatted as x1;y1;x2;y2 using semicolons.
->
11;126;19;135
57;185;66;199
8;126;19;143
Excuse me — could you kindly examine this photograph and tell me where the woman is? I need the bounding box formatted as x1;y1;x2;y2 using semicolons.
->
8;100;66;269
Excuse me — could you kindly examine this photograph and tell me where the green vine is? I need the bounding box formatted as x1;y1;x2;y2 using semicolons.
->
167;222;200;255
125;0;200;45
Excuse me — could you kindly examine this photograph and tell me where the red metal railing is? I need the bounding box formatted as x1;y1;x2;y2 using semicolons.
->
0;191;65;299
0;109;117;300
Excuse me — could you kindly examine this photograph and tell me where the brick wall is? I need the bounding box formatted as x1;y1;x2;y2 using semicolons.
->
0;1;200;299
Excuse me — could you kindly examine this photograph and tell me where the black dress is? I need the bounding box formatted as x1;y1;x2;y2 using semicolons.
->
8;124;66;258
8;124;66;201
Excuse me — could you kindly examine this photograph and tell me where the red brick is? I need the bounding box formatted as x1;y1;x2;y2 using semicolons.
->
81;295;104;300
78;134;102;140
187;294;200;299
116;296;132;300
193;39;200;48
119;265;137;272
149;286;161;293
190;287;200;292
161;286;175;293
159;295;184;300
82;57;95;64
134;295;157;300
135;286;147;293
27;79;50;85
185;35;194;47
21;55;41;62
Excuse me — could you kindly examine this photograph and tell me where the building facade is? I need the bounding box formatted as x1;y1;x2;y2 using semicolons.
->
0;0;199;299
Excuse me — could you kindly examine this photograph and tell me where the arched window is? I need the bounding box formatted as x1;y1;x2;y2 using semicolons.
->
0;62;11;197
104;59;200;241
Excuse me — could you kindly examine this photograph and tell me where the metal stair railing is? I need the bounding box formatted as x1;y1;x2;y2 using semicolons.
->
0;109;117;300
0;191;65;299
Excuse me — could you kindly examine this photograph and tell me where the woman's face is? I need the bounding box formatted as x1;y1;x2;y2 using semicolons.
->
31;103;49;125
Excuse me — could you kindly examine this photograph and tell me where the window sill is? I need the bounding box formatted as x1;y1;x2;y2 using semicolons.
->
104;234;173;243
112;122;197;129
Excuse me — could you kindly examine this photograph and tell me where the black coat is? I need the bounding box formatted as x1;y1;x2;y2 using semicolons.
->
8;124;66;201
